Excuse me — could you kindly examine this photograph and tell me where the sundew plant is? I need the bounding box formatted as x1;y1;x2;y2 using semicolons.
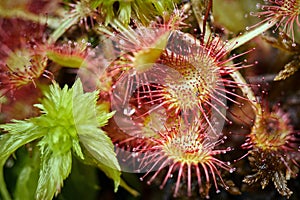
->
0;0;300;200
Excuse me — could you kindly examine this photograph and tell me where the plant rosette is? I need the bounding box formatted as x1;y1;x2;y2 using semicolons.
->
0;79;120;200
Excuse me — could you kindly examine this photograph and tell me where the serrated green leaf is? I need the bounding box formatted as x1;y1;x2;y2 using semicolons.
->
98;0;176;26
39;82;73;118
96;162;121;192
72;79;100;127
0;121;45;200
78;129;121;192
102;1;116;25
96;103;115;127
1;78;117;199
0;120;45;162
36;147;72;200
72;138;84;160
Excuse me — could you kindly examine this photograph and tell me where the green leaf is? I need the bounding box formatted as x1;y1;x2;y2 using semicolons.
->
72;79;100;127
102;1;116;25
118;2;132;25
0;120;45;164
0;120;45;200
38;82;73;118
78;129;121;192
1;79;117;199
15;166;36;200
96;102;115;127
36;147;72;200
90;0;104;10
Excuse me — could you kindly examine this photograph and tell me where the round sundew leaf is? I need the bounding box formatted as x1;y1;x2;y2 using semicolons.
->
5;50;32;71
46;50;87;68
133;31;170;73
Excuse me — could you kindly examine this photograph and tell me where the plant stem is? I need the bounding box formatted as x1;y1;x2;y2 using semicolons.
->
120;178;140;197
229;68;262;116
48;16;80;44
224;20;280;116
0;6;60;29
190;0;212;42
0;161;12;200
226;20;277;50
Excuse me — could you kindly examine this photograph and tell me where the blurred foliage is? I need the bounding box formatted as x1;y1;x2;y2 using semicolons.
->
213;0;260;33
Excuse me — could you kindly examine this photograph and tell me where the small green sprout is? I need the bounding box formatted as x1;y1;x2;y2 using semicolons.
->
0;79;120;200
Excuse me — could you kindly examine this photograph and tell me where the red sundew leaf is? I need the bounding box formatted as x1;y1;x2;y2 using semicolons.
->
0;19;51;97
244;106;298;152
134;119;234;198
46;40;91;68
251;0;300;44
235;97;299;198
0;18;47;54
0;84;42;122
